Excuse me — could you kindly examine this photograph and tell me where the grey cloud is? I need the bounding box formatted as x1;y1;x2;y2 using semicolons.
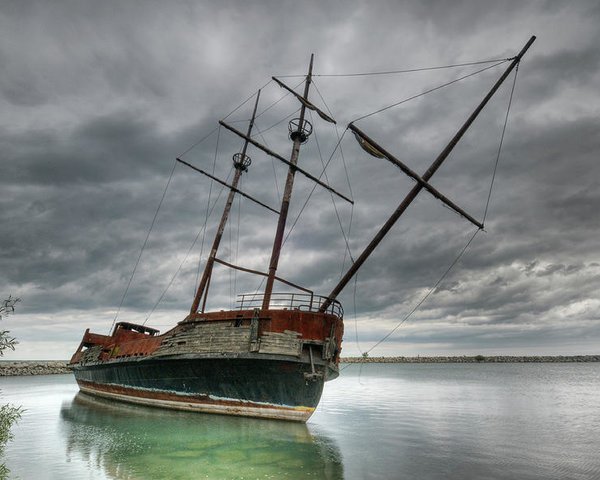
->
2;0;600;359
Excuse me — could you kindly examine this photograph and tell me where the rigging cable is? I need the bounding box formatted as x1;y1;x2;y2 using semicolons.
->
177;79;273;158
196;124;222;294
275;57;514;78
282;125;350;248
109;158;177;334
353;273;363;355
307;110;356;264
254;78;304;120
252;123;282;203
313;80;356;275
233;176;242;308
253;108;301;137
110;84;275;332
143;167;234;325
483;63;519;223
352;60;510;123
342;63;521;366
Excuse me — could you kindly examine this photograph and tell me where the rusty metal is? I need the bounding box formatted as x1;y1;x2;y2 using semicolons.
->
190;90;262;314
320;35;536;312
349;123;484;230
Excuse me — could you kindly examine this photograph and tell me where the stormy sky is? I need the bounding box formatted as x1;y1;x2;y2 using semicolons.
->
1;0;599;359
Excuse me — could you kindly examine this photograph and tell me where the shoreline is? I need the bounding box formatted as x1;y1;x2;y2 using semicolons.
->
1;355;599;376
341;355;600;363
0;361;71;376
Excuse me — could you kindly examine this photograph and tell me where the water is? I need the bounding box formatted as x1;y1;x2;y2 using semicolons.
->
2;363;599;479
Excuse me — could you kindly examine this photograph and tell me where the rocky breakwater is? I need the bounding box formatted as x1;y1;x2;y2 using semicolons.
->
341;355;600;363
0;361;71;376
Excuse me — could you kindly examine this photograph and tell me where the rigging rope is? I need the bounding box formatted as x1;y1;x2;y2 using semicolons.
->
352;59;509;123
254;79;304;120
253;108;301;137
116;83;275;329
233;177;242;308
308;110;356;264
195;125;222;294
143;167;233;325
276;57;515;78
109;158;178;333
343;64;521;365
313;80;356;275
281;128;349;248
178;81;272;158
483;63;519;223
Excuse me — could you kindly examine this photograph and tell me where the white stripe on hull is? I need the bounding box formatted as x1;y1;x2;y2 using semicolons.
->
78;384;314;422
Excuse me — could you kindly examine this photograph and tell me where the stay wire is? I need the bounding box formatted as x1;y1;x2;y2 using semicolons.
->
312;80;356;274
281;128;349;248
143;167;233;325
340;227;480;372
253;108;301;137
276;58;514;78
109;158;178;333
308;110;355;264
352;60;510;123
254;79;304;120
233;176;242;305
483;63;519;223
312;80;354;199
196;124;222;292
178;80;272;158
353;272;363;355
342;64;520;365
253;122;281;203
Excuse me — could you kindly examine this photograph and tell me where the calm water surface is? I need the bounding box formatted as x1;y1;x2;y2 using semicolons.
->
1;363;599;479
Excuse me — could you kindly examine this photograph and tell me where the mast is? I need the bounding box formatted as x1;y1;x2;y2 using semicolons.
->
320;36;536;312
190;90;262;314
261;54;315;310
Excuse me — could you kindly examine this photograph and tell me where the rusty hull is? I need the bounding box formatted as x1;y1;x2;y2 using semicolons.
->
70;308;343;422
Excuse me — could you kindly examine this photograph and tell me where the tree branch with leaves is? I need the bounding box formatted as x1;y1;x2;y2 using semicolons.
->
0;295;22;480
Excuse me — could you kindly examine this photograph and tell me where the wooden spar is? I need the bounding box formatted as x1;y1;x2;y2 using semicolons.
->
262;55;314;310
271;76;336;124
176;157;279;214
319;35;536;313
190;90;262;315
219;121;353;204
212;257;313;294
348;123;484;230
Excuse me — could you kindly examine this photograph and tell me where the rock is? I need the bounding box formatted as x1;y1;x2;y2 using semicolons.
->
0;361;71;376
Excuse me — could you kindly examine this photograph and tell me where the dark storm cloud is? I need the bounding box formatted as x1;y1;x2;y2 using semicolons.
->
2;0;600;358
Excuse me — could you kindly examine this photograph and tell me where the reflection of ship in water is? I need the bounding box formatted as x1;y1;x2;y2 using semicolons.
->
60;393;344;479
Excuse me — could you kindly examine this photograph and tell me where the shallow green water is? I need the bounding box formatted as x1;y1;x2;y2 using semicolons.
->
2;363;600;479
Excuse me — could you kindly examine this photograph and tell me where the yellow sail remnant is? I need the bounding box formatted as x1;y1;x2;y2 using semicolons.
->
352;130;386;158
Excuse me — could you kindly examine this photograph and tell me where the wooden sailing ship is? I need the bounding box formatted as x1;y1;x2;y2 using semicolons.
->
70;37;535;421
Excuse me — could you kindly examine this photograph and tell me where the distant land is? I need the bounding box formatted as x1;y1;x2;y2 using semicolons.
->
341;355;600;363
1;356;599;376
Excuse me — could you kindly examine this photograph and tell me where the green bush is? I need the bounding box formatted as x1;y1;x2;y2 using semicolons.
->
0;296;21;480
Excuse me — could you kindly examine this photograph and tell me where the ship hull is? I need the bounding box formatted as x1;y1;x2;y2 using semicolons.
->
72;354;330;422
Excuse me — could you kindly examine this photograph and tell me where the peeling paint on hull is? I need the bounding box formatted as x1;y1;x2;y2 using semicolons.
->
77;381;314;421
72;356;328;422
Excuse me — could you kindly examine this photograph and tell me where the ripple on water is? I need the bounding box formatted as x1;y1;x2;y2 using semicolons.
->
2;365;600;480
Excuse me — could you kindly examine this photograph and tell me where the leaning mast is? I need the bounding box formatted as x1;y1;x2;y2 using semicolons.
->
320;36;536;312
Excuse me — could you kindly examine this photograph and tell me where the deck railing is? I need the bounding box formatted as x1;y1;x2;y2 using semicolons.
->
236;293;343;318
